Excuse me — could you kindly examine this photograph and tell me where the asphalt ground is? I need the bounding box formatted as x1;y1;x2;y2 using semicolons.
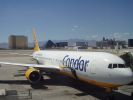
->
0;50;133;100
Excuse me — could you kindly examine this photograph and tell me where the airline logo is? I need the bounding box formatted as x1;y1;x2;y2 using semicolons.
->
63;55;89;72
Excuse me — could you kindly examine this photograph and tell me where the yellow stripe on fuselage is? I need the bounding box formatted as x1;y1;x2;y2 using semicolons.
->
58;70;121;88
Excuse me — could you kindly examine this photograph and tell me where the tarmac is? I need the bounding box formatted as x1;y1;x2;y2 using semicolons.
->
0;50;133;100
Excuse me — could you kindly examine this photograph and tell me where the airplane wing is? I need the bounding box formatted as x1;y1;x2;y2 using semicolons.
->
0;52;32;56
0;62;61;71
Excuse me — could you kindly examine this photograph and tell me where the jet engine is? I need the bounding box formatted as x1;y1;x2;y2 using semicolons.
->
25;68;42;84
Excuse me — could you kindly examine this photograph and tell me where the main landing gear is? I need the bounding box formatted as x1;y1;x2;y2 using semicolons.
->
105;88;117;100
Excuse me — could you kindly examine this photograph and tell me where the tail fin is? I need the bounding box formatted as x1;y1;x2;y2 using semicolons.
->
32;29;40;51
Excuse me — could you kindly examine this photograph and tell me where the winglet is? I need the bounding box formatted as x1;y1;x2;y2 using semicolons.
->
32;29;40;51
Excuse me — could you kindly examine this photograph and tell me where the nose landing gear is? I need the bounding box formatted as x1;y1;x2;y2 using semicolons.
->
105;88;117;100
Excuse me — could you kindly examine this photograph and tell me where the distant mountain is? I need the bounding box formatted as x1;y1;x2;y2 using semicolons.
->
0;43;8;49
28;41;46;48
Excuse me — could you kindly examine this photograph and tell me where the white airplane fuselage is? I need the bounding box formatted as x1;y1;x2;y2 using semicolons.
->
33;50;133;88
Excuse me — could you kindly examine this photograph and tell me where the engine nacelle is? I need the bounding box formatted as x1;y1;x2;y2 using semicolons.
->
25;68;42;84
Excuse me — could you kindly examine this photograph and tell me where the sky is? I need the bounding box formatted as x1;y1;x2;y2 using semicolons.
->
0;0;133;43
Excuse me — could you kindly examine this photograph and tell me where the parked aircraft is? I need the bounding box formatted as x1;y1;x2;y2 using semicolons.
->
0;30;133;93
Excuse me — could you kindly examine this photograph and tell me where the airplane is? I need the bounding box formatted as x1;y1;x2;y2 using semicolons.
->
0;30;133;93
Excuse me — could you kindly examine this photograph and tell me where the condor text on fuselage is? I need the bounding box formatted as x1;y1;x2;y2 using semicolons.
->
63;55;89;72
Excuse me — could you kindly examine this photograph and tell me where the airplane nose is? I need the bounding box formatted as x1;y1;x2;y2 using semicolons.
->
122;68;133;84
111;68;133;85
126;68;133;77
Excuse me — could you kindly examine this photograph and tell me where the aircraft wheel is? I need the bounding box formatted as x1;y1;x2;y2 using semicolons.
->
107;95;115;100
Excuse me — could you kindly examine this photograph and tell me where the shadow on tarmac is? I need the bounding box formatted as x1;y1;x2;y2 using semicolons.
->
0;73;132;100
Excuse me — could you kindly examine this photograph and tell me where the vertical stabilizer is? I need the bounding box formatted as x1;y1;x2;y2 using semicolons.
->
32;29;40;51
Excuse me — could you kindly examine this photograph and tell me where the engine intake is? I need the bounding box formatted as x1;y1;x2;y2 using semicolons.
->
25;68;42;84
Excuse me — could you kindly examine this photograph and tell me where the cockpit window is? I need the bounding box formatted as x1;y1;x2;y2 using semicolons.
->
108;64;127;69
118;64;125;68
113;64;117;68
108;64;112;69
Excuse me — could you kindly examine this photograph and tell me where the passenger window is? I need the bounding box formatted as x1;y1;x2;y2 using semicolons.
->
108;64;112;69
113;64;117;68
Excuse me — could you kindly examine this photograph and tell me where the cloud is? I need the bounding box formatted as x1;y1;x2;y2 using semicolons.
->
72;25;79;31
85;33;101;40
73;25;79;28
91;34;99;39
123;33;130;35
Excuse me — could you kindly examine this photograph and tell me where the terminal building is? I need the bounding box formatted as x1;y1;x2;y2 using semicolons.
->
9;35;28;49
128;39;133;47
67;41;88;49
68;41;87;47
44;40;88;49
56;42;68;48
45;41;68;48
96;37;126;49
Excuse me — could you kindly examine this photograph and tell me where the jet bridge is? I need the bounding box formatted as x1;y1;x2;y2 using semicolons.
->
120;51;133;71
